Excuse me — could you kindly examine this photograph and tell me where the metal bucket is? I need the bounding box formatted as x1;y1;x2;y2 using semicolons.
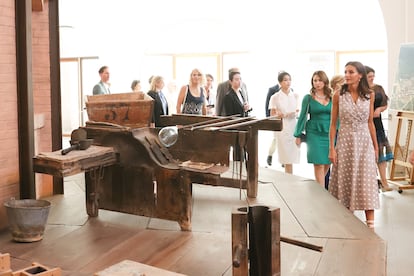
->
4;198;51;242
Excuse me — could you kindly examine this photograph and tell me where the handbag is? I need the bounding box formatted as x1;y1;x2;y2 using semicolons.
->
300;95;311;143
300;132;307;143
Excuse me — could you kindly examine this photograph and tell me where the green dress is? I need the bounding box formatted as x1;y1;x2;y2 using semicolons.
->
294;94;332;164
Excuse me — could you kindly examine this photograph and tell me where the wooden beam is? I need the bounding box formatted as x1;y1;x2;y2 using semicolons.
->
16;0;36;199
32;0;44;11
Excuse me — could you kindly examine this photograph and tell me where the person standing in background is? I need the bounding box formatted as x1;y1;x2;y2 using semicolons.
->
294;71;332;186
223;71;251;161
93;66;111;95
205;74;216;115
328;61;379;229
365;65;394;192
265;77;281;166
176;68;206;115
147;76;168;127
131;80;141;92
269;71;300;174
216;68;249;116
324;74;345;189
223;71;251;118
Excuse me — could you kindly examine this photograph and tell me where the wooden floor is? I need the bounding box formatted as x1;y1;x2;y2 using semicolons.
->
1;165;411;275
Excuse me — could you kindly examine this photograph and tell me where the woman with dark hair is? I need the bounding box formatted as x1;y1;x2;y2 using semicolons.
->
328;61;379;229
131;80;141;92
269;71;300;174
294;71;332;186
365;65;394;192
204;73;216;115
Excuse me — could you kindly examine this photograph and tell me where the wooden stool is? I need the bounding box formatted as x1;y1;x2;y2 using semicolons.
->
0;254;61;276
389;111;414;193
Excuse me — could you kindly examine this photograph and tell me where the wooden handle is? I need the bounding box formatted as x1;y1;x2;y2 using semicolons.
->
232;243;243;267
280;236;323;252
61;144;79;155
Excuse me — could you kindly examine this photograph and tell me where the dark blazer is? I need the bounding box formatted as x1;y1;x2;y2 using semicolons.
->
223;89;247;117
265;84;280;117
216;81;248;116
147;90;168;127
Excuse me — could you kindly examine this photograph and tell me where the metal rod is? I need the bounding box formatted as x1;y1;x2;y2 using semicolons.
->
180;116;236;130
212;116;280;131
280;236;323;252
189;116;251;131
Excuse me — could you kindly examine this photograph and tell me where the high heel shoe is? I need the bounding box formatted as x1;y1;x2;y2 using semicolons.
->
378;179;393;192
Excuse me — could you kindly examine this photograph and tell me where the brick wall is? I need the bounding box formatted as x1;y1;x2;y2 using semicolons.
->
32;0;53;198
0;0;19;229
0;0;54;229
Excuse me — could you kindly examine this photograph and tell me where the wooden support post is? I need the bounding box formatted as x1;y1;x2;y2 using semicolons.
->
232;206;280;276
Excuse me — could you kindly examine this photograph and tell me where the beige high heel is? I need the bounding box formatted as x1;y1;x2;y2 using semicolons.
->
366;220;375;228
378;179;393;192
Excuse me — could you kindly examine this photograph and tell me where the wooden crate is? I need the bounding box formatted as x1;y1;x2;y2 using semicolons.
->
86;92;154;128
0;253;12;275
0;254;61;276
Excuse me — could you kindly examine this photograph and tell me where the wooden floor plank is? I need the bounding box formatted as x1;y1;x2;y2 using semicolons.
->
316;239;386;275
270;171;383;240
0;167;388;276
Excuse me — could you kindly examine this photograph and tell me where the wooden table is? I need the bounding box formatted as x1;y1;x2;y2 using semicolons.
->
33;145;118;217
33;145;117;177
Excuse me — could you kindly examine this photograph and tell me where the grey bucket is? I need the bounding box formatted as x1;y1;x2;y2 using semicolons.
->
4;198;51;242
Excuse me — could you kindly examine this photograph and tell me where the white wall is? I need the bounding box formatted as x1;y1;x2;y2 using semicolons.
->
379;0;414;147
59;0;389;116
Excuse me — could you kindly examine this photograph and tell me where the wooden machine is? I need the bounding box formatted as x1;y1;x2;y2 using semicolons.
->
34;105;282;230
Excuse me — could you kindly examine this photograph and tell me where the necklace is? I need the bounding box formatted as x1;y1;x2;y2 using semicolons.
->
315;93;326;100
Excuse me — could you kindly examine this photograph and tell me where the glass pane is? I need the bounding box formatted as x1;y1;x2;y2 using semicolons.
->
81;58;100;125
60;61;80;135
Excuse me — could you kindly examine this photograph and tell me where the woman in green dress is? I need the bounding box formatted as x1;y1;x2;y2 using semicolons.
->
294;71;332;186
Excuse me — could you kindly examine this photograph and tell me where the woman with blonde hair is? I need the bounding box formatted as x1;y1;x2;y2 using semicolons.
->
176;68;206;115
330;75;345;91
147;76;168;127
